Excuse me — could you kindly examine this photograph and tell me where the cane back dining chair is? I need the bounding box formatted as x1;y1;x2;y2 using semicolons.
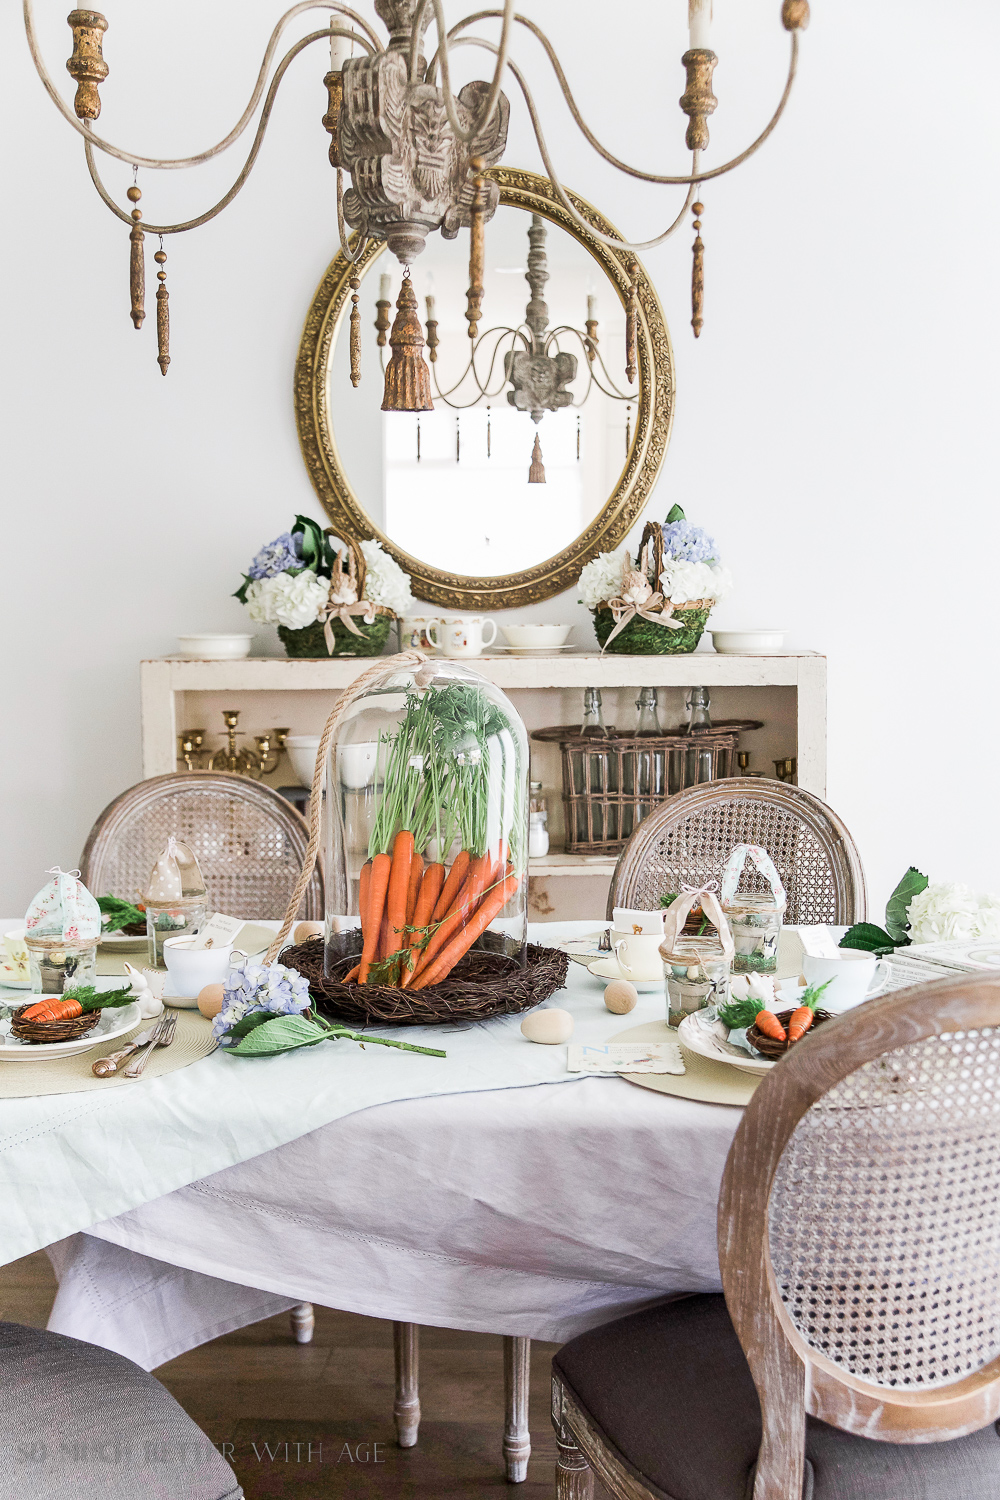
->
79;772;324;921
551;972;1000;1499
608;779;867;925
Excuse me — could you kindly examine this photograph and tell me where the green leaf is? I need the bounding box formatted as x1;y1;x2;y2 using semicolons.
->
97;894;146;932
884;866;929;944
660;892;679;908
799;979;833;1012
225;1015;329;1057
225;1011;277;1039
839;923;895;956
68;984;133;1014
665;504;686;523
232;574;252;605
718;997;765;1029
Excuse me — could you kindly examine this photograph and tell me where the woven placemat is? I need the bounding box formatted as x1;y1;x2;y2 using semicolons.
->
0;1009;217;1099
610;1019;760;1107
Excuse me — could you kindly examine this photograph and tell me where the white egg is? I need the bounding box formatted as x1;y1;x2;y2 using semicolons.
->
520;1008;574;1044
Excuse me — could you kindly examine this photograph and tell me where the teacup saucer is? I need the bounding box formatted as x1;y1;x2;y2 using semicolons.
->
587;958;663;994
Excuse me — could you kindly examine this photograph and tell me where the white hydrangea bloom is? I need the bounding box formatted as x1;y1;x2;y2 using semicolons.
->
578;547;630;608
660;558;732;604
907;882;1000;944
244;570;328;629
360;539;414;615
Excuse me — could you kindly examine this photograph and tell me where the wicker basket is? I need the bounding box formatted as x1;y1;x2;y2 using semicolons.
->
10;1005;101;1044
592;602;711;656
279;611;393;658
532;723;756;855
746;1007;832;1061
284;934;569;1027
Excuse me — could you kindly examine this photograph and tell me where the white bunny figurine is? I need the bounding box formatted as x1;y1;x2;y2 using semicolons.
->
125;962;165;1019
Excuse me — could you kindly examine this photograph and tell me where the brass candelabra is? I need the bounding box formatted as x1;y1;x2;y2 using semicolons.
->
178;710;289;779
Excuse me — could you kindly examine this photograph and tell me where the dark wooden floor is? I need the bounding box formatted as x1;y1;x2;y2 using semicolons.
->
1;1251;610;1498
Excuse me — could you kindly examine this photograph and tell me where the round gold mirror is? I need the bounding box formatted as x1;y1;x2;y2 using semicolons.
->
295;168;674;610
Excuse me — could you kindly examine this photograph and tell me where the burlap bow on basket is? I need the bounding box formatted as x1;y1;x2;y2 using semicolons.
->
318;542;381;654
601;564;684;652
659;882;735;962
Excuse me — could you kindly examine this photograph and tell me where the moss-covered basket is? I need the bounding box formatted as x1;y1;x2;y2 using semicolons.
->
278;611;394;659
593;603;711;655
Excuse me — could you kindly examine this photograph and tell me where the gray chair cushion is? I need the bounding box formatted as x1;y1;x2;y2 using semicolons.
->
553;1294;1000;1500
0;1321;242;1500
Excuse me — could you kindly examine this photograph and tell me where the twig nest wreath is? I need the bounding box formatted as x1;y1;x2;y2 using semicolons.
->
578;507;731;655
235;513;414;658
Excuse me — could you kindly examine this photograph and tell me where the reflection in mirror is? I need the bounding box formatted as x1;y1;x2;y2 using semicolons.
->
328;203;638;580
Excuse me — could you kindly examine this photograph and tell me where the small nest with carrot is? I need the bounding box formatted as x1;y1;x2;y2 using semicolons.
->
10;1005;102;1045
746;1007;833;1061
284;934;569;1027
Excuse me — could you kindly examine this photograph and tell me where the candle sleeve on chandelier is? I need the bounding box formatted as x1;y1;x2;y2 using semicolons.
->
689;0;713;51
379;273;391;302
586;294;597;322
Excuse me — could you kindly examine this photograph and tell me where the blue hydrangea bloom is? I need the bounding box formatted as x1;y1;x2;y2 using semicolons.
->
660;519;718;563
213;959;312;1042
247;532;303;581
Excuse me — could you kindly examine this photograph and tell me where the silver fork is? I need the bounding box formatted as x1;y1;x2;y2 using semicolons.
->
92;1025;159;1077
123;1014;177;1078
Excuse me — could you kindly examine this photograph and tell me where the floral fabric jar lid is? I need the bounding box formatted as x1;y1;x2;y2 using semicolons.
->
24;866;101;944
720;844;787;910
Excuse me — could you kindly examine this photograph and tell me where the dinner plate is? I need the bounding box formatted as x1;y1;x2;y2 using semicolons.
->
676;1012;775;1076
0;1000;143;1061
558;929;611;965
99;931;149;951
587;957;663;994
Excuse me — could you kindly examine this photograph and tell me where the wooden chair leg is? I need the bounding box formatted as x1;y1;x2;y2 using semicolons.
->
393;1321;421;1448
552;1376;594;1500
290;1302;314;1344
503;1334;532;1482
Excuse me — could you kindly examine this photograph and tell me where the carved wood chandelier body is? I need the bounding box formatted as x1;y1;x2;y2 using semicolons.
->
24;0;809;382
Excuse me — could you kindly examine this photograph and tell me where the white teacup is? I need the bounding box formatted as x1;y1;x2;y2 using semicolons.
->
613;908;666;936
612;931;664;982
429;616;498;659
802;950;891;1014
163;936;234;998
400;616;440;652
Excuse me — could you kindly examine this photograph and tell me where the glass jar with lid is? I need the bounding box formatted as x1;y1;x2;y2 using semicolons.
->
144;836;209;965
324;658;529;986
23;867;101;994
661;936;731;1028
723;892;785;973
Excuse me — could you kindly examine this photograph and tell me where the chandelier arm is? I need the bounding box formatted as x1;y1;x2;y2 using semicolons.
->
409;0;514;145
23;0;377;170
445;25;799;189
82;28;343;235
336;169;370;264
430;326;526;401
543;326;636;401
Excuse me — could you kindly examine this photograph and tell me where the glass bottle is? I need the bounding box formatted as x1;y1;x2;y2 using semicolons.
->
635;687;661;736
577;689;612;844
580;688;607;737
633;687;664;810
685;686;714;786
528;781;550;858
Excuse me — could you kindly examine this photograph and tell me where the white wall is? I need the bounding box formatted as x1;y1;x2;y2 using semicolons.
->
2;0;998;917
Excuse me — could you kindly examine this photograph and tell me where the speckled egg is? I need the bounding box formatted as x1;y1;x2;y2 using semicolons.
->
603;979;638;1015
197;983;225;1019
294;921;324;945
520;1007;574;1044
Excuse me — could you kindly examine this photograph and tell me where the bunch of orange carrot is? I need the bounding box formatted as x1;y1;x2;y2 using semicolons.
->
344;831;518;990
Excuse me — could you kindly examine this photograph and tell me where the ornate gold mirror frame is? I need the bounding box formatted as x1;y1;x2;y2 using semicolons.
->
295;168;675;610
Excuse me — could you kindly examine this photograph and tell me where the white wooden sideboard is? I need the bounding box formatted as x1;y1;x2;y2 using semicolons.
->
140;651;826;921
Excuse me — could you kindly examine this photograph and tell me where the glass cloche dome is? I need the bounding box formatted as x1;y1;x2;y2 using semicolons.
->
324;659;529;989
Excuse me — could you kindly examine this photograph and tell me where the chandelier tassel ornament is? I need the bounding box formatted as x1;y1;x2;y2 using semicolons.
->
154;239;169;376
466;157;487;341
382;274;433;413
349;272;361;387
625;263;639;385
528;433;545;484
127;176;144;330
691;201;705;337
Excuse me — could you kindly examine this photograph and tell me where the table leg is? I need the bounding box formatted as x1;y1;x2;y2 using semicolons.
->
393;1321;421;1447
503;1334;531;1483
290;1302;314;1344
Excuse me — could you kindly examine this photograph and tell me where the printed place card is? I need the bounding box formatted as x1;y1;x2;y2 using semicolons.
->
567;1043;685;1076
189;913;245;951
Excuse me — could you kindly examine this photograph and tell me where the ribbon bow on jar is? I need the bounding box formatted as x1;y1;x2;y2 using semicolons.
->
660;881;735;962
602;562;683;652
319;546;378;652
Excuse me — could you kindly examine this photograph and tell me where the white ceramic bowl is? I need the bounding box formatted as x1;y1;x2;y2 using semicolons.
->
162;937;234;998
500;623;572;649
177;634;253;660
284;735;322;788
710;629;786;655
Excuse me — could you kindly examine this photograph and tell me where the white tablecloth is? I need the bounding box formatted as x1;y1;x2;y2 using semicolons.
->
50;1074;739;1368
0;924;662;1265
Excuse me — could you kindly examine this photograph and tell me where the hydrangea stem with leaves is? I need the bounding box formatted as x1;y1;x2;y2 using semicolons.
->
214;959;445;1059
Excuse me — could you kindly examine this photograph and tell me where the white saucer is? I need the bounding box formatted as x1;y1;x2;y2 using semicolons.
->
494;644;577;654
587;958;663;994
